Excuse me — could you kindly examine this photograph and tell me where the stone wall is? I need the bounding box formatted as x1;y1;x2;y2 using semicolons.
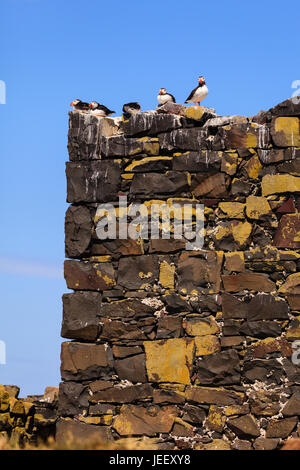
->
0;384;58;447
59;97;300;450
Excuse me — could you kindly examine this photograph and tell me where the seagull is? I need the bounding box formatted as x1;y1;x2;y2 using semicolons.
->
89;102;115;117
122;102;141;119
70;99;90;112
185;76;208;107
157;88;176;106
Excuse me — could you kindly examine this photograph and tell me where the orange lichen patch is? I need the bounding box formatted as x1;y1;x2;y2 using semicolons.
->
262;174;300;196
194;335;221;356
246;196;271;219
144;338;194;385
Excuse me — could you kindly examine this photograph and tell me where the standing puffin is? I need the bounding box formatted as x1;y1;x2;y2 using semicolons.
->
122;102;141;119
185;76;208;107
70;99;90;112
157;88;176;106
89;102;115;117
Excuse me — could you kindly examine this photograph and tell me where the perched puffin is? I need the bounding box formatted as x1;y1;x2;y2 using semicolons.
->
122;102;141;119
157;88;176;106
89;102;115;117
185;76;209;107
70;99;90;112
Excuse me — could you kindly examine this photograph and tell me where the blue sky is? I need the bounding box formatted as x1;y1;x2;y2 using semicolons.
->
0;0;299;396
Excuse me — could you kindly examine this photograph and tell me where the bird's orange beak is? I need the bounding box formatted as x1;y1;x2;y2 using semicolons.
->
159;90;162;95
70;101;74;106
89;103;92;108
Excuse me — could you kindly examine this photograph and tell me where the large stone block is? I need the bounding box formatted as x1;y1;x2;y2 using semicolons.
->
99;298;156;320
56;417;113;445
114;354;147;383
222;272;275;292
185;386;244;406
65;205;93;258
129;171;189;198
178;251;222;293
61;291;102;340
144;338;194;385
60;342;113;381
222;293;288;320
172;151;222;172
192;172;230;198
64;260;116;291
271;117;300;147
58;382;89;416
122;112;183;136
220;123;270;150
66;160;121;203
195;349;240;385
159;128;209;151
117;255;159;290
68;112;101;161
261;174;300;196
90;384;153;404
100;135;160;157
113;405;178;436
269;97;300;116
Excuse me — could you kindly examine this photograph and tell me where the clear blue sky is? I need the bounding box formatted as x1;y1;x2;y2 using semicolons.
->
0;0;299;397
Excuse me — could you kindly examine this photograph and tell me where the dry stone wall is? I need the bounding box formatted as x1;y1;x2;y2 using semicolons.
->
59;97;300;450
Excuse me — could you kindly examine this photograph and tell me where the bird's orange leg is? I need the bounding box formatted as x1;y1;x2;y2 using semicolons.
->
197;101;201;106
194;101;197;107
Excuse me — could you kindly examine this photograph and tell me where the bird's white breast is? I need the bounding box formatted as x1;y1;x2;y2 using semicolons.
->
193;85;209;101
157;94;172;105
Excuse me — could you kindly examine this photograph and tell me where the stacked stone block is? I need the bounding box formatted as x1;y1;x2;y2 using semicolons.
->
59;97;300;450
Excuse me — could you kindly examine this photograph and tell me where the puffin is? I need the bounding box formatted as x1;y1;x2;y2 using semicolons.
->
122;102;141;119
157;88;176;106
70;99;90;112
89;102;115;117
185;76;208;107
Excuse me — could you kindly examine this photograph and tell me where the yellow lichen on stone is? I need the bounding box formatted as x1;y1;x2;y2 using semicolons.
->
278;273;300;294
124;156;172;172
244;154;262;179
79;415;113;425
184;316;220;336
246;195;271;219
231;221;252;246
246;132;258;148
215;225;231;240
121;173;134;180
274;117;300;146
194;335;220;356
89;255;112;263
218;202;245;219
159;261;175;289
96;271;116;288
206;405;226;432
262;174;300;196
195;439;231;450
184;106;205;120
144;338;194;385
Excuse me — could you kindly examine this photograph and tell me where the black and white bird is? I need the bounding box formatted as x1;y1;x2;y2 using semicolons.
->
70;99;90;112
122;102;141;119
89;102;115;117
185;76;209;107
157;88;176;106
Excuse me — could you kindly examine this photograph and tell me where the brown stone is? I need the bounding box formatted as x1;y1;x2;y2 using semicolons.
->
90;384;153;404
193;173;230;198
227;414;260;438
249;389;281;416
114;354;147;383
172;150;221;172
274;214;300;249
61;292;101;341
266;417;298;438
100;319;147;341
130;171;189;198
66;160;121;203
113;405;178;436
91;238;144;257
251;338;292;358
100;298;156;320
184;316;220;336
65;205;93;258
253;437;279;450
271;116;300;147
56;418;113;446
117;255;159;290
206;406;226;432
185;386;244;406
112;345;143;358
222;272;275;292
64;260;116;291
225;252;245;272
282;393;300;417
60;342;112;381
156;317;182;339
153;389;185;404
195;349;240;385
